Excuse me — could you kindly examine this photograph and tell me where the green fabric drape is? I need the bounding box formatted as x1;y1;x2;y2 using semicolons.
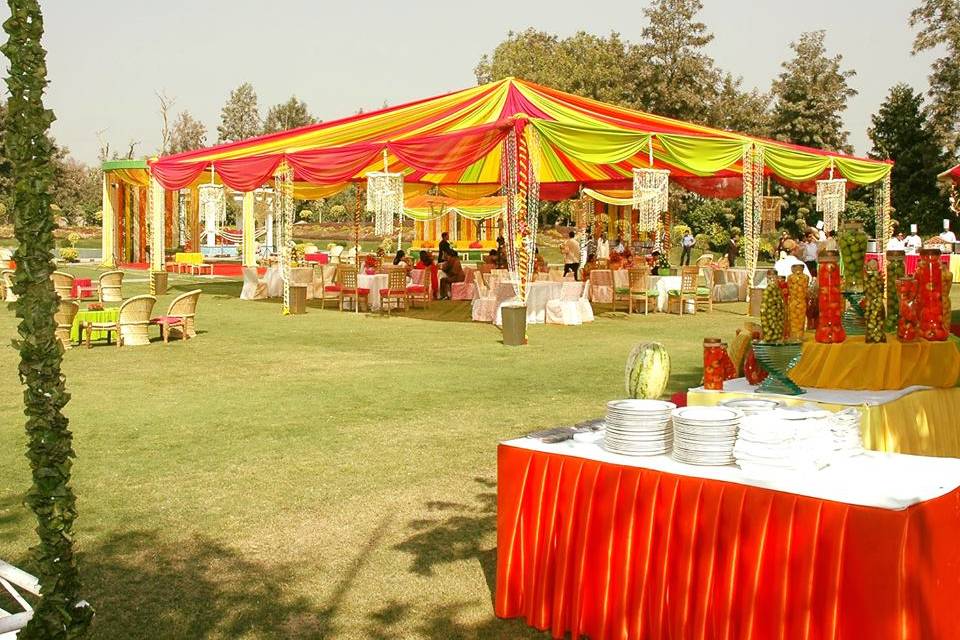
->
834;156;892;185
531;120;651;164
655;134;746;176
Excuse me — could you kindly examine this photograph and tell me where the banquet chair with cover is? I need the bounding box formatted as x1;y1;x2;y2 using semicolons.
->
667;267;707;316
451;267;478;301
407;269;431;309
379;268;409;314
471;273;500;322
578;280;594;322
54;300;79;349
1;269;16;302
337;265;369;312
588;269;614;304
290;267;315;299
151;289;202;342
625;267;658;314
240;267;268;300
51;271;76;301
545;281;585;325
97;270;124;302
86;294;156;348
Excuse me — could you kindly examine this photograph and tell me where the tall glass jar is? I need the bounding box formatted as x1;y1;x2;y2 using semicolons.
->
916;249;947;341
786;264;809;339
885;250;905;332
897;277;919;342
943;261;953;335
703;337;726;390
816;251;845;343
743;331;768;385
864;267;886;343
839;222;868;292
761;270;786;343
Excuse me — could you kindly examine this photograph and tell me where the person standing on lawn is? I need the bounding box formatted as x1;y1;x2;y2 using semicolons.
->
562;231;581;280
680;230;695;266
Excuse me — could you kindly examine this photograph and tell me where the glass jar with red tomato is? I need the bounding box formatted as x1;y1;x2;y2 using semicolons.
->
916;249;948;341
703;337;726;390
815;251;845;343
897;277;919;342
743;331;768;385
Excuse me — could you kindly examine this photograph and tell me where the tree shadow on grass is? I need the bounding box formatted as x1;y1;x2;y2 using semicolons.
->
0;492;32;548
80;513;393;639
169;281;241;299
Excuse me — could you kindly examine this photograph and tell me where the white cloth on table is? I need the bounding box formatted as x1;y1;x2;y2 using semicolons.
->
655;275;680;312
493;281;563;326
502;437;960;511
690;377;933;407
545;281;586;325
774;255;810;278
348;273;388;311
264;266;283;297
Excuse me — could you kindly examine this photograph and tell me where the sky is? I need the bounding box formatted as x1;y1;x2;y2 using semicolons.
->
4;0;939;164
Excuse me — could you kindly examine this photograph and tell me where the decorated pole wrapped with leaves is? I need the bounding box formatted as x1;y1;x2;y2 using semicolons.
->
2;1;94;637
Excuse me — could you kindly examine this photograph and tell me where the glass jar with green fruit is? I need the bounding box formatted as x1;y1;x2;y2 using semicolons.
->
885;250;905;332
839;222;868;292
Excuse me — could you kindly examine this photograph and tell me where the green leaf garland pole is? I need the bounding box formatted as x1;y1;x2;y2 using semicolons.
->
2;1;94;637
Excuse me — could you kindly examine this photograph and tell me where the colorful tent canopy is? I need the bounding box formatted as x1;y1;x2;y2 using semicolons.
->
939;164;960;186
149;78;892;200
403;194;504;221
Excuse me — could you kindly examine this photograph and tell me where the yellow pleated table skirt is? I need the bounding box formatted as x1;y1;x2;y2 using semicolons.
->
688;386;960;458
789;335;960;390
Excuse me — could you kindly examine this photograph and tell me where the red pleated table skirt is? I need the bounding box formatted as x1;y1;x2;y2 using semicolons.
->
495;444;960;640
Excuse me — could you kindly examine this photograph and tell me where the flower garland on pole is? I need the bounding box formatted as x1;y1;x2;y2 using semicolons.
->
274;160;294;314
742;143;764;305
2;0;94;636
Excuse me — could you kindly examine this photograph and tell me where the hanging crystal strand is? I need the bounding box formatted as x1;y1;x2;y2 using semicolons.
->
526;126;542;292
500;130;520;295
741;144;755;298
274;160;295;314
752;146;764;279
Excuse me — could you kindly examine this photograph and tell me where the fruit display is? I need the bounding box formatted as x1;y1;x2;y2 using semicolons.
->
815;252;846;343
885;250;905;333
728;329;753;375
625;342;671;399
778;277;791;337
760;270;786;343
702;338;726;390
806;281;819;330
839;223;868;292
786;264;809;339
897;277;919;342
743;332;768;385
863;267;886;343
943;262;953;334
916;249;948;341
719;342;738;380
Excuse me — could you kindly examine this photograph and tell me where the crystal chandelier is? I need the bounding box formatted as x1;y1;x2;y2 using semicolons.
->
367;150;403;236
198;177;225;246
632;168;669;233
816;178;846;233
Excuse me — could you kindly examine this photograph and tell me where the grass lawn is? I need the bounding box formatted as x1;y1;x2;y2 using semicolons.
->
0;266;755;638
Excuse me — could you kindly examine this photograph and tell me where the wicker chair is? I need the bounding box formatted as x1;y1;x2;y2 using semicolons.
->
666;266;706;316
54;300;79;349
98;270;124;302
337;265;369;312
151;289;201;342
1;269;15;302
85;294;156;348
51;271;76;300
379;267;409;314
407;269;431;309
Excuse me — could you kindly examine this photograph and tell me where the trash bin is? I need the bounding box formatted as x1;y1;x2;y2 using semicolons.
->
150;270;168;296
289;284;308;315
502;303;527;346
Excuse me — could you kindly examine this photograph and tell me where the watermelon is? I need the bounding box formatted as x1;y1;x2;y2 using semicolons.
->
625;342;671;399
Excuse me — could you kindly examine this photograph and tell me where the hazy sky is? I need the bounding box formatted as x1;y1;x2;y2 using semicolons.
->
6;0;938;164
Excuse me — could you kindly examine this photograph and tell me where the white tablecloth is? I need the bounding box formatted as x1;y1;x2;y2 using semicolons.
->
691;377;933;406
493;280;564;325
355;273;388;311
503;437;960;511
264;266;283;297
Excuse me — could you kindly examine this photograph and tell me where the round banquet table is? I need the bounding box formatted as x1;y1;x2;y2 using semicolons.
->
356;273;388;311
493;280;563;325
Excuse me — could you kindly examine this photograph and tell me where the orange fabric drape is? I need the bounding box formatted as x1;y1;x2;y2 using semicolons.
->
495;444;960;640
137;186;147;263
164;190;174;248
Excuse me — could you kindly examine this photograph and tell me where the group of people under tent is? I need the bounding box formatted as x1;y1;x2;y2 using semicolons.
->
886;220;957;252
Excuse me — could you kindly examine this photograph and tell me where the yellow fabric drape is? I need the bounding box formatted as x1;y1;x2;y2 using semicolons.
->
439;184;501;199
111;167;150;188
950;255;960;284
582;188;634;207
242;192;256;267
789;336;960;390
101;174;115;268
688;387;960;459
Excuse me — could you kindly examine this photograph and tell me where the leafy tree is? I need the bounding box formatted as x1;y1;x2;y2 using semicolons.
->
910;0;960;157
2;1;94;637
167;110;207;155
868;83;948;232
770;30;857;152
262;96;315;135
709;74;771;137
637;0;720;123
52;157;101;225
217;82;260;143
475;29;565;87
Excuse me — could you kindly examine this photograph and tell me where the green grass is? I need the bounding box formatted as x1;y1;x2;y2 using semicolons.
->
0;266;755;639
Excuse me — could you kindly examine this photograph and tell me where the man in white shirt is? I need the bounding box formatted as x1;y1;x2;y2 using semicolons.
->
596;232;610;260
887;233;906;252
940;226;957;245
562;231;581;280
774;252;810;278
680;231;695;265
815;221;827;242
904;225;923;254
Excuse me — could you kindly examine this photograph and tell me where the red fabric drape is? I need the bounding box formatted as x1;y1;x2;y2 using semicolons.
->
288;144;382;184
495;444;960;640
388;122;511;173
150;160;208;191
213;155;282;192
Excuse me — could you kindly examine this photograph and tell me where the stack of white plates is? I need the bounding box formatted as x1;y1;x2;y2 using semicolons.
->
602;399;675;456
671;406;743;465
829;408;864;457
720;398;782;416
733;409;836;474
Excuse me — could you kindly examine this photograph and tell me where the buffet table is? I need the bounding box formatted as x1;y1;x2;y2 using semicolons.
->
496;438;960;640
688;378;960;458
789;335;960;390
865;251;954;280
